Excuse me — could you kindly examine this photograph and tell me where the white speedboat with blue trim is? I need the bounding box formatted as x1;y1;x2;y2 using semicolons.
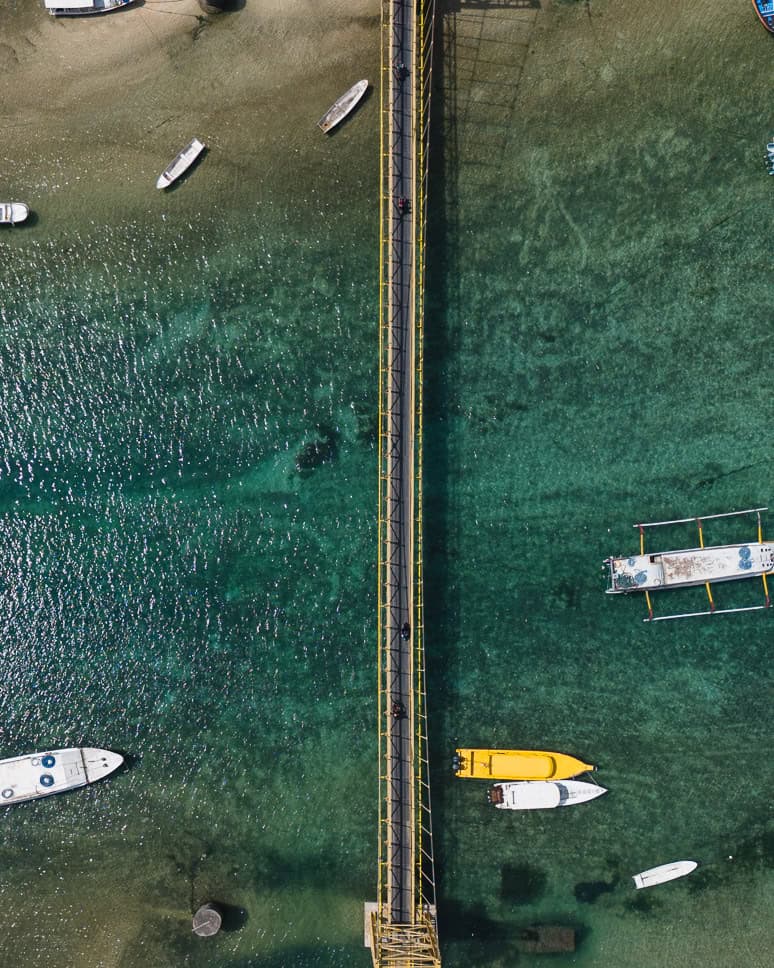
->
488;780;607;810
0;748;123;806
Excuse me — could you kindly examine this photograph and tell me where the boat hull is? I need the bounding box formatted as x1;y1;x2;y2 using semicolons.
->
489;780;607;810
45;0;134;14
605;542;774;593
633;860;697;889
454;748;594;781
318;80;369;134
0;203;29;225
156;138;206;190
0;747;123;805
753;0;774;33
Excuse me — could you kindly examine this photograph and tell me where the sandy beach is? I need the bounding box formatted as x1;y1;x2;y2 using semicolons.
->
0;0;378;235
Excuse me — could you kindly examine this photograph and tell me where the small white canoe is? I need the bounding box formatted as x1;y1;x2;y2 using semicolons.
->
156;138;206;190
0;747;123;806
0;203;29;225
488;780;607;810
317;80;369;134
632;860;697;889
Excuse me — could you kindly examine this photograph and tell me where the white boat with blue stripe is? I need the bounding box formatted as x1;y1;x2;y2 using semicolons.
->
0;747;123;806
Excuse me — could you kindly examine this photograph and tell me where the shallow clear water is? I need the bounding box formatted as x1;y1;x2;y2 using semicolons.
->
0;1;772;966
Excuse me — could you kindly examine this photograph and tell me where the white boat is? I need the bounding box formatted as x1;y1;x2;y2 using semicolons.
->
317;80;369;134
44;0;134;14
606;541;774;593
0;203;29;225
632;860;697;889
156;138;206;190
0;747;123;805
488;780;607;810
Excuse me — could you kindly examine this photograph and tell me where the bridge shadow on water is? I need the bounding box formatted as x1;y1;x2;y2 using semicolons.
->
422;1;554;962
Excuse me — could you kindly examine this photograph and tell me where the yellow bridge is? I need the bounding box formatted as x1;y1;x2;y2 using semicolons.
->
369;1;440;966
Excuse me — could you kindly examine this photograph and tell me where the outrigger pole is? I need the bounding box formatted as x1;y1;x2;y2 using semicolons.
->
636;507;772;623
633;507;769;529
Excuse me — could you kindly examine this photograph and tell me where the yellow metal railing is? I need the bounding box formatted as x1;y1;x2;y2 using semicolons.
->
374;1;439;965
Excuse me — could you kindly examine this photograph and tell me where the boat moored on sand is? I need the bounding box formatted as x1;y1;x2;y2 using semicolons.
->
488;779;607;810
453;748;594;781
606;507;774;621
633;860;697;889
317;80;369;134
44;0;135;14
0;747;123;805
0;203;29;225
156;138;206;190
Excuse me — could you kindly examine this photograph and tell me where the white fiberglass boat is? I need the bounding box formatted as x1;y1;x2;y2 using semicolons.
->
156;138;206;190
632;860;697;889
317;80;368;133
0;203;29;225
44;0;134;14
488;780;607;810
0;747;123;805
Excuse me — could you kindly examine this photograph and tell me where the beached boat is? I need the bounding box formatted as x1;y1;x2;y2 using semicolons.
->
44;0;134;15
488;779;607;810
0;747;123;806
606;507;773;621
0;203;29;225
317;80;369;134
453;748;594;781
156;138;206;190
632;860;697;889
752;0;774;33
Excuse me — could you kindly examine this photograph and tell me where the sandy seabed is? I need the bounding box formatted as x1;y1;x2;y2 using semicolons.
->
0;0;379;235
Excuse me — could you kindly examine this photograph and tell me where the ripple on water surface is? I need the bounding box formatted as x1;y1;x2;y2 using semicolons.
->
0;210;378;967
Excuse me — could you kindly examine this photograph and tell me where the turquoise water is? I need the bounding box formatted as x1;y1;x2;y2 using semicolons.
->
1;1;773;966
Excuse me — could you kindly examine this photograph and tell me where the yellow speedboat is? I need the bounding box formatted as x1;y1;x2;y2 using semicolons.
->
453;748;594;781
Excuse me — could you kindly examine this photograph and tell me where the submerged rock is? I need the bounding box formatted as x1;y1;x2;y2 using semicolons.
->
296;427;339;472
574;878;616;904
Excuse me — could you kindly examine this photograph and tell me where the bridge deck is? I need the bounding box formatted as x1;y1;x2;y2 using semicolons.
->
373;2;440;964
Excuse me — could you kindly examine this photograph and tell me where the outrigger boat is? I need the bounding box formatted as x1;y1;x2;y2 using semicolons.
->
317;80;369;134
752;0;774;33
453;748;594;781
0;747;123;806
605;507;773;622
487;780;607;810
632;860;697;889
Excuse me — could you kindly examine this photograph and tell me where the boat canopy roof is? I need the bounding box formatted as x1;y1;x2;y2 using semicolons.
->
501;783;561;808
